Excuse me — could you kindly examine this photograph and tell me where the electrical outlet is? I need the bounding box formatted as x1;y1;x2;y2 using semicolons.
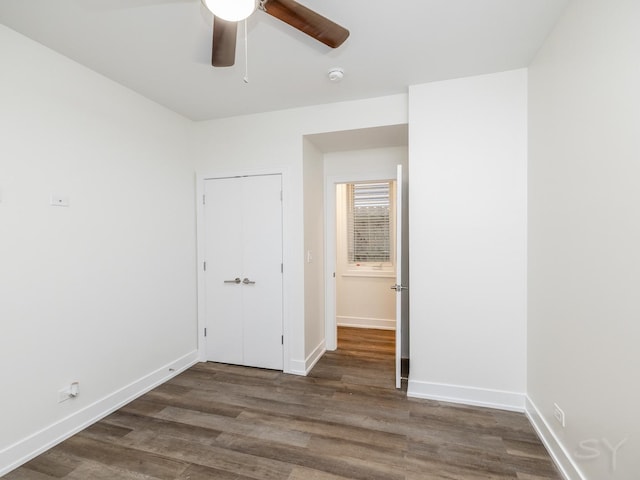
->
553;403;565;427
58;382;79;403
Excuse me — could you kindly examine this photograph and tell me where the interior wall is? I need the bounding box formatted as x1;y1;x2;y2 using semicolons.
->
192;95;408;374
407;69;528;410
527;1;640;478
0;26;197;474
302;138;325;367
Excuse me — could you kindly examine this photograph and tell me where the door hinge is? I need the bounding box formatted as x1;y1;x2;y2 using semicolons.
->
281;335;283;345
281;263;283;273
204;328;207;337
203;261;207;271
202;194;205;205
280;190;283;201
333;272;336;278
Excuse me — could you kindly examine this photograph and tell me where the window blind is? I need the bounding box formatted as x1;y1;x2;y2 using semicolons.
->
347;182;391;262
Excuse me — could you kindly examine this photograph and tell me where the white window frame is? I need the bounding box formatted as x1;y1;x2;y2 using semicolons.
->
337;181;396;276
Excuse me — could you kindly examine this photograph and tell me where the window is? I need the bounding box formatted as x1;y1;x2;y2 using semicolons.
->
347;182;392;263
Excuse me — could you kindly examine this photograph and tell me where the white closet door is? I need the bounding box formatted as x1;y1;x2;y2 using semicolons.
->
204;175;283;370
241;175;283;369
204;176;244;366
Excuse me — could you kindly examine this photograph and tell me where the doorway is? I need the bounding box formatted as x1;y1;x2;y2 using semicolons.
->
329;167;407;388
335;178;400;386
202;174;283;370
304;124;409;383
335;181;397;331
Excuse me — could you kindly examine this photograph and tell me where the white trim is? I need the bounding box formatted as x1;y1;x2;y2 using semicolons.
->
288;359;307;376
525;396;584;480
0;351;198;477
341;272;395;278
195;171;207;362
287;340;326;376
407;380;525;412
337;316;396;330
196;166;292;373
305;340;326;374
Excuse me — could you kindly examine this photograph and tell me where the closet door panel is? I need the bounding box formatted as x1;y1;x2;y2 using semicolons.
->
204;175;283;370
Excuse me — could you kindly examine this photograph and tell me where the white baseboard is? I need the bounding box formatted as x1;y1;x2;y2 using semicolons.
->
525;396;585;480
337;316;395;330
303;340;326;375
0;350;199;477
407;380;525;412
286;340;326;376
286;359;307;376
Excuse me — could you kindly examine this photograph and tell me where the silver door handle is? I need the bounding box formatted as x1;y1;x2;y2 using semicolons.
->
224;278;242;284
390;284;408;292
242;278;256;285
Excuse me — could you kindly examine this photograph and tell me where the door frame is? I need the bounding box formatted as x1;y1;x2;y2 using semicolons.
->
324;169;399;351
196;167;291;370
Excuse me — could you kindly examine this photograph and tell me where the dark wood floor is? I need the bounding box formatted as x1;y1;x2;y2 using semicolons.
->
5;328;561;479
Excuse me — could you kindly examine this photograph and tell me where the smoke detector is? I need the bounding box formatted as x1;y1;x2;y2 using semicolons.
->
328;67;344;82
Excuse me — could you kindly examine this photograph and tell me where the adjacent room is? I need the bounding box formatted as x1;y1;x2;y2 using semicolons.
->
1;1;637;479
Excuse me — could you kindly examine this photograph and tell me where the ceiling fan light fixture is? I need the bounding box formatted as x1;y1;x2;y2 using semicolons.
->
204;0;257;22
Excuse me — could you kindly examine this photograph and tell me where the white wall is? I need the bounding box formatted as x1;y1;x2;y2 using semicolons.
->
302;138;325;369
192;95;408;374
0;26;197;474
407;69;528;410
324;147;407;178
527;1;640;479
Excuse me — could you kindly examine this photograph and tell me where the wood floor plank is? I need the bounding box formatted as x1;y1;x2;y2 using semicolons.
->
5;327;562;480
9;448;81;479
115;430;294;480
153;406;312;448
1;469;57;480
213;432;404;480
96;411;225;448
235;409;408;451
52;436;189;480
175;463;257;480
62;460;167;480
287;466;355;480
306;435;408;470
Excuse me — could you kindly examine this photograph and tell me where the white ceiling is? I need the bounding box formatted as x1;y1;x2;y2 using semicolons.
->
0;0;568;121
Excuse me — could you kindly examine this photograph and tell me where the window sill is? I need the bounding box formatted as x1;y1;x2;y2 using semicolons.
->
341;271;395;279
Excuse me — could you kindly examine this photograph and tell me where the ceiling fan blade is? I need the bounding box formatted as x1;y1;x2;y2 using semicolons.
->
212;16;238;67
262;0;349;48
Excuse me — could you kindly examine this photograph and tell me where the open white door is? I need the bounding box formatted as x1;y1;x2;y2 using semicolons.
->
392;165;407;389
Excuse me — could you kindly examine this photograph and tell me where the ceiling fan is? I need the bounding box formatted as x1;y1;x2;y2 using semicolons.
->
205;0;350;67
